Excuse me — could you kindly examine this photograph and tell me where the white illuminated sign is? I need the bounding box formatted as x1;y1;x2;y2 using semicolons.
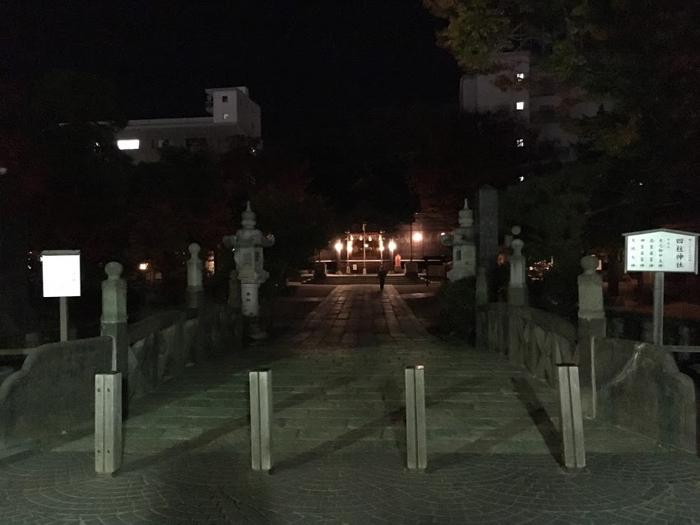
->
623;229;698;274
117;139;140;150
41;250;81;297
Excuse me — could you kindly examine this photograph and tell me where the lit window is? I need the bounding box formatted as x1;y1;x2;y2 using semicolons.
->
117;139;140;150
516;101;525;111
516;72;525;81
222;95;228;102
516;138;525;148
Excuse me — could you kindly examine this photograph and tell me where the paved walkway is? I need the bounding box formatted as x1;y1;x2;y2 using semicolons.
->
2;285;700;524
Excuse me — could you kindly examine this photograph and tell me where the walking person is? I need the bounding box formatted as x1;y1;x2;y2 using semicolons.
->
377;265;388;291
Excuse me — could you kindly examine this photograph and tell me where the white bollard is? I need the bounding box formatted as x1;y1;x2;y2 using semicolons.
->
557;364;586;469
405;366;427;470
95;373;122;474
249;369;272;471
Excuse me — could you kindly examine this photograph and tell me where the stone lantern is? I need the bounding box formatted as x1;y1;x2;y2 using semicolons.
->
441;198;476;281
223;202;275;339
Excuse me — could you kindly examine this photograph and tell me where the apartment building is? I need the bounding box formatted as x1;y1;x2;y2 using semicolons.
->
115;86;261;163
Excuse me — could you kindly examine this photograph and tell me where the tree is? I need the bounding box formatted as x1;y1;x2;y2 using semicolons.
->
425;0;700;261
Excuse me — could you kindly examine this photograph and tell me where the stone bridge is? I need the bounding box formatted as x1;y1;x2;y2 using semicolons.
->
1;283;699;524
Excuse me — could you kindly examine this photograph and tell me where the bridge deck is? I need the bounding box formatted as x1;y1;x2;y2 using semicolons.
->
2;284;699;524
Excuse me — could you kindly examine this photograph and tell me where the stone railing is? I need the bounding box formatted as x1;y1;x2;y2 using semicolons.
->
0;302;242;447
478;303;576;388
127;304;242;400
594;337;696;452
0;337;113;447
477;302;697;452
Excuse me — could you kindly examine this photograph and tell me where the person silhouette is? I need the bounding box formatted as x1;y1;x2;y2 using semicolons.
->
377;265;388;291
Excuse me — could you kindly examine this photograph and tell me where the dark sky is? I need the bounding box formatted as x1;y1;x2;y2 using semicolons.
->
4;1;461;139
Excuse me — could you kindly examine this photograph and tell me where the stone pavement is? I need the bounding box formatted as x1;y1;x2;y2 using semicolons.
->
2;284;700;524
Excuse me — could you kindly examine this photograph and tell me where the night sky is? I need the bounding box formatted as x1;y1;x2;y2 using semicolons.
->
5;1;461;139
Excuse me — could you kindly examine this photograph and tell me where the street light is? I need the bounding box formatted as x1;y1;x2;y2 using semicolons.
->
362;223;367;275
346;236;353;274
388;239;396;271
334;239;343;274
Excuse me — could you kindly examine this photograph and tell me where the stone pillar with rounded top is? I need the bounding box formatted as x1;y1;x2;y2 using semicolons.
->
441;198;476;281
507;226;528;305
100;262;129;388
186;242;204;309
577;254;606;417
224;202;275;340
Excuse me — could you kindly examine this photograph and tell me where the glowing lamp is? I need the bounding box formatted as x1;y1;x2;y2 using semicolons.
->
117;139;140;150
412;232;423;242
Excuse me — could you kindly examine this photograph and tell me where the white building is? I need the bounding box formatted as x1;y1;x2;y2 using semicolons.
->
459;52;610;159
116;86;261;163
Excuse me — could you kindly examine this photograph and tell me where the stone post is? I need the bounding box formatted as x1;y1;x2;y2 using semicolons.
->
441;198;476;281
186;242;204;309
507;227;527;306
224;202;275;340
475;267;488;306
100;262;129;412
577;254;606;418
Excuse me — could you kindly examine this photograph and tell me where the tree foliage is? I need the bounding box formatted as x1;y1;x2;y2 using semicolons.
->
425;0;700;242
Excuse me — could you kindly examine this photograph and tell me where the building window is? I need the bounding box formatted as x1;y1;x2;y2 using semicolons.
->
222;95;228;102
117;139;140;150
516;138;525;148
516;101;525;111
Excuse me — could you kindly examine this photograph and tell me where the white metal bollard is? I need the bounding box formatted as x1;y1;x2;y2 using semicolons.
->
95;373;122;474
249;369;272;471
557;364;586;469
405;365;427;470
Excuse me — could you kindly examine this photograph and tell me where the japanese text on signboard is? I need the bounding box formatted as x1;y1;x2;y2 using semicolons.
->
625;232;697;273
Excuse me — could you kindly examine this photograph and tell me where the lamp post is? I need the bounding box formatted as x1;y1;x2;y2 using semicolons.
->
334;239;343;274
388;239;396;271
346;235;353;274
362;222;367;275
378;234;385;266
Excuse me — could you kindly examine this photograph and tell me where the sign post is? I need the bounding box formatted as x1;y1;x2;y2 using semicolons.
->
41;250;81;342
623;229;698;345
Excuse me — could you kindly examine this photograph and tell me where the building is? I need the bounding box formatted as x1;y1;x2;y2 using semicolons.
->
115;86;261;163
459;52;611;160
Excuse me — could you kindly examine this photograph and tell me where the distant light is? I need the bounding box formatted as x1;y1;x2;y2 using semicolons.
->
0;167;7;175
334;240;343;253
516;72;525;81
519;176;525;182
117;139;140;150
516;138;525;148
138;262;149;271
516;101;525;111
388;240;397;252
638;182;644;186
412;232;423;242
440;232;445;236
223;113;230;120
